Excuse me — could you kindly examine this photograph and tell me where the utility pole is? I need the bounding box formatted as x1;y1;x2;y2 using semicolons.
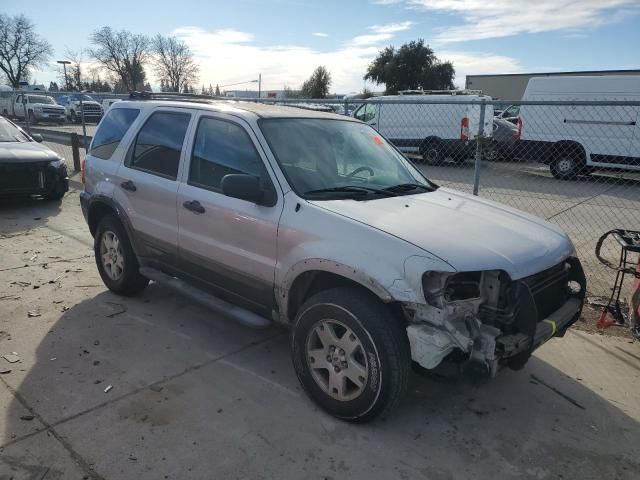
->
258;73;262;99
57;60;71;91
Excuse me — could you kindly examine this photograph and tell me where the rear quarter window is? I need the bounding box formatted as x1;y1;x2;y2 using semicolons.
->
90;108;140;159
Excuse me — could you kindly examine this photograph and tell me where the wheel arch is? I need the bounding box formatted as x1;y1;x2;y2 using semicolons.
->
552;140;588;163
419;136;442;155
279;261;396;324
87;196;143;256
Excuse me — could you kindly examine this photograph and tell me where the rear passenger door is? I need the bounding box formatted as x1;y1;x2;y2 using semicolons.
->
113;108;193;267
176;113;282;314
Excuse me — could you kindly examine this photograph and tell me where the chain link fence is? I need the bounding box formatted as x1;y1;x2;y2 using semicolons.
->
3;90;639;297
247;96;640;298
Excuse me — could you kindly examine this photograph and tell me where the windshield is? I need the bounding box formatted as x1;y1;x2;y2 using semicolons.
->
0;117;30;143
71;94;95;102
27;95;55;104
260;119;433;200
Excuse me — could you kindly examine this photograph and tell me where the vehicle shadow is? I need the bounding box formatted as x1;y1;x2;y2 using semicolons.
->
0;196;63;237
1;283;638;479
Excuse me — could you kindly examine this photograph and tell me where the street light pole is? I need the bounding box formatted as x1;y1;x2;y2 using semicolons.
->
57;60;71;91
258;73;262;99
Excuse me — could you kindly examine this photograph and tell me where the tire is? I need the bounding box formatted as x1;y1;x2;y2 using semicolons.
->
70;111;78;124
291;287;410;422
550;151;586;180
28;110;38;125
421;141;444;166
483;145;500;161
94;214;149;295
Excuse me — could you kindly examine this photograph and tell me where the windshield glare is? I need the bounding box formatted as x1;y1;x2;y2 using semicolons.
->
260;119;430;199
0;117;30;143
27;95;55;104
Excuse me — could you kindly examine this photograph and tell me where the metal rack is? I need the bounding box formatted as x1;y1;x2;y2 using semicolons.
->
594;229;640;334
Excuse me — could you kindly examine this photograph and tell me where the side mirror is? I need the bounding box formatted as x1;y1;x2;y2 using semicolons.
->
31;133;43;143
221;174;265;204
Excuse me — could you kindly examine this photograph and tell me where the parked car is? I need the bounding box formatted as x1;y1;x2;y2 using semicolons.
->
81;97;586;422
495;104;519;124
353;92;494;166
10;93;66;124
484;118;519;161
102;98;122;112
517;75;640;179
58;94;103;124
0;116;68;200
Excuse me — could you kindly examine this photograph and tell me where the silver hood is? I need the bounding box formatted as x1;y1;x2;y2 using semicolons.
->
310;187;573;280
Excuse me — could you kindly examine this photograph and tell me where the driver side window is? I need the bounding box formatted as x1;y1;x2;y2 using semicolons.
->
188;117;269;193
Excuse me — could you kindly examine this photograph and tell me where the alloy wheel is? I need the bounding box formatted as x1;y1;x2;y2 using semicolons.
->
305;319;369;401
100;230;125;281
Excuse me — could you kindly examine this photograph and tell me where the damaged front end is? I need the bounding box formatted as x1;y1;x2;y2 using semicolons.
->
404;258;586;375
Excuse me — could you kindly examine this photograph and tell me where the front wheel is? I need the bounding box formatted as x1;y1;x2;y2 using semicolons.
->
94;214;149;295
291;287;410;422
28;111;38;125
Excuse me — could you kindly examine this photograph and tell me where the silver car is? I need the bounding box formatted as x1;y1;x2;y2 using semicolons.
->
80;95;586;422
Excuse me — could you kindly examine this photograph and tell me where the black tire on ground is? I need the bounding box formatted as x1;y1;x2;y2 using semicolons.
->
71;111;78;124
421;141;445;166
550;148;587;180
94;214;149;296
291;287;410;422
28;110;38;125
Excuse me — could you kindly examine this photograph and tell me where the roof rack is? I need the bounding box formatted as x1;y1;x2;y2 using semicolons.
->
128;91;224;104
398;89;484;96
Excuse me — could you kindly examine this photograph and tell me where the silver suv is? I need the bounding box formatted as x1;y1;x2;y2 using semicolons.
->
80;94;586;422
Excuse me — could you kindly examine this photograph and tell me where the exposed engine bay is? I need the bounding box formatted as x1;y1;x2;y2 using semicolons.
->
404;257;586;375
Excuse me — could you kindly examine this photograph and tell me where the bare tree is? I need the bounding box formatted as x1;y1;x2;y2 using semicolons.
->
151;35;199;93
89;27;149;92
0;14;52;87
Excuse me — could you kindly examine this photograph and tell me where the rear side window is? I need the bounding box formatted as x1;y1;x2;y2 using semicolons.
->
189;117;267;191
129;111;191;180
90;108;140;159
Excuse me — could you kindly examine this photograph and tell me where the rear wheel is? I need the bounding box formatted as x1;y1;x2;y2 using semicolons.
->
421;141;444;166
550;154;581;180
94;214;148;295
291;287;410;422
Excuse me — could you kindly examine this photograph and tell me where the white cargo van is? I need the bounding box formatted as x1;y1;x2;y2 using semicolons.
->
353;92;494;165
517;75;640;179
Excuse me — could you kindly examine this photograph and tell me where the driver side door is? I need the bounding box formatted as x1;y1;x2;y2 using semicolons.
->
177;113;283;315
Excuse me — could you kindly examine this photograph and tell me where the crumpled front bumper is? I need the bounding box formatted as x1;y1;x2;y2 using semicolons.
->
407;257;586;373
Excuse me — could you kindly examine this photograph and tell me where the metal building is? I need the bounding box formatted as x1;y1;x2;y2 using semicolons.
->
465;69;640;100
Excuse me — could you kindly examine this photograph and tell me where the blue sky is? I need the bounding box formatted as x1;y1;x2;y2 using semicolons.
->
4;0;640;93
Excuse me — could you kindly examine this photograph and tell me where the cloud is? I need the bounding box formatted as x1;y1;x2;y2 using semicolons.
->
380;0;639;42
369;21;415;34
173;24;520;93
312;32;329;37
347;21;415;47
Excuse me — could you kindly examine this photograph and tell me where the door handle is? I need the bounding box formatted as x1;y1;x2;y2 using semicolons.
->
120;180;137;192
183;200;205;214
